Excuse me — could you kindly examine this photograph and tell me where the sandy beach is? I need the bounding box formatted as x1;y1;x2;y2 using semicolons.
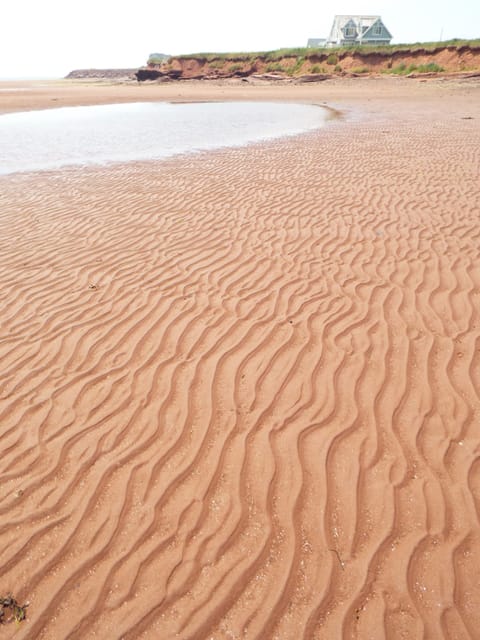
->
1;77;480;639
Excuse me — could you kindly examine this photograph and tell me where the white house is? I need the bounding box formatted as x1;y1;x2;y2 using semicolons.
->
307;15;392;48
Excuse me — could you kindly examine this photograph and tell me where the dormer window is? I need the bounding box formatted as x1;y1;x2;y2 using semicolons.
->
373;24;382;35
344;27;356;37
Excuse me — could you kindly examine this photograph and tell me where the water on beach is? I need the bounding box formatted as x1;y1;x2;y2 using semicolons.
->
0;101;329;175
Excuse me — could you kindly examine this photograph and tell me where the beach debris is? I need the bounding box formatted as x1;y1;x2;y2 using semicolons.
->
250;73;292;82
329;548;346;570
355;605;365;621
295;73;330;83
0;594;28;624
88;283;98;290
461;116;474;120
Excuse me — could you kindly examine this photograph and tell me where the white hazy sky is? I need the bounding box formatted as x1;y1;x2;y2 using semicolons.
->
1;0;479;78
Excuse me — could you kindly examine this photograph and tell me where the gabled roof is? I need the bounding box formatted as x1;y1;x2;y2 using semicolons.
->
362;17;393;40
328;15;391;44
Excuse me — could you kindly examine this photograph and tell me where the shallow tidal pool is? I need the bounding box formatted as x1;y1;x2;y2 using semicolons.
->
0;101;330;175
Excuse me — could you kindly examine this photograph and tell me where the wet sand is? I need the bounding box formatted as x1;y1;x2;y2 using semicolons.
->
1;78;480;639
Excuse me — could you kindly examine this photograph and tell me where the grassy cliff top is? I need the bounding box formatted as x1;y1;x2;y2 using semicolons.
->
173;39;480;62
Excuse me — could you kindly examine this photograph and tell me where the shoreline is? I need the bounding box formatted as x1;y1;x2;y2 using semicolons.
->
1;79;480;639
0;74;479;116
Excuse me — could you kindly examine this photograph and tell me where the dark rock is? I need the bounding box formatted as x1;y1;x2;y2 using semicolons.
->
65;69;137;80
296;73;330;83
406;72;439;78
250;74;291;82
231;69;252;78
135;68;165;81
135;67;203;81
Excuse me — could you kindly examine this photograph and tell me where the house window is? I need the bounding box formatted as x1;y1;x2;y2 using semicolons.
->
373;25;382;35
344;27;355;37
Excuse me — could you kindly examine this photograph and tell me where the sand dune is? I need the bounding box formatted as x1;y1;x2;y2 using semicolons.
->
1;82;480;639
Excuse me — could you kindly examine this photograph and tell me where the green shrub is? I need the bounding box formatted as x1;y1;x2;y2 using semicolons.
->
265;48;310;60
334;64;342;72
390;62;408;74
147;53;168;65
208;60;224;69
387;61;444;75
265;62;286;73
351;66;369;74
286;56;306;76
416;62;445;73
326;54;338;65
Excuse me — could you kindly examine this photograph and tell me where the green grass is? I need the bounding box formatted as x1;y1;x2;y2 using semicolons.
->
265;62;286;73
351;66;369;73
388;62;409;74
415;62;445;73
310;64;326;74
386;61;445;75
264;47;310;60
208;60;224;69
176;52;259;62
147;53;169;65
172;39;480;63
304;38;480;57
286;56;305;76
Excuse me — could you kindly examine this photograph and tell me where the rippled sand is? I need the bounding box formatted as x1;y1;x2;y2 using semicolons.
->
1;79;480;639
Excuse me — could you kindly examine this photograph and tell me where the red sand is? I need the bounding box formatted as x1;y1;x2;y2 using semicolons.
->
1;77;480;639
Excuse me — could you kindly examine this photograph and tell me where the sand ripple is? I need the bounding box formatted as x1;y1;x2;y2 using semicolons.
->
1;106;480;639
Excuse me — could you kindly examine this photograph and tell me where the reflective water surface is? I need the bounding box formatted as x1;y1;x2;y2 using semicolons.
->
0;101;329;175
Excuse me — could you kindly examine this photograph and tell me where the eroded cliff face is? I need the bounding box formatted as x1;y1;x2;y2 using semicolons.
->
136;45;480;81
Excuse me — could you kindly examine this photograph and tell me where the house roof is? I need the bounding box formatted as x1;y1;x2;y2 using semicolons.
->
362;19;392;40
328;15;390;43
